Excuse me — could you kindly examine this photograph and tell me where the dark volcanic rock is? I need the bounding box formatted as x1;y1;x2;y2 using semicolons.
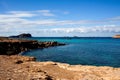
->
39;41;65;48
0;39;39;55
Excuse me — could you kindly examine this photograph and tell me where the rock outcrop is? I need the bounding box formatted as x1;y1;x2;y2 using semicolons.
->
0;37;65;55
0;55;120;80
0;55;53;80
112;34;120;38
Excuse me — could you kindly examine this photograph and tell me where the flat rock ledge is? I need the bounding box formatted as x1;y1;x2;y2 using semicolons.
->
0;55;120;80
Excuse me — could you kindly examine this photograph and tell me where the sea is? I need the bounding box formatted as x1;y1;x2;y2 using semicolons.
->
22;37;120;67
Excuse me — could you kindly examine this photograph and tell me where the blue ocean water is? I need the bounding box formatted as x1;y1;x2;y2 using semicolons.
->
22;37;120;67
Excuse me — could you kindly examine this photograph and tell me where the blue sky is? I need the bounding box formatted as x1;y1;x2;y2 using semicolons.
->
0;0;120;37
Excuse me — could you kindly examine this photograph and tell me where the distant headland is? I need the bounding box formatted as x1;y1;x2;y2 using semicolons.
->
112;34;120;38
9;33;32;38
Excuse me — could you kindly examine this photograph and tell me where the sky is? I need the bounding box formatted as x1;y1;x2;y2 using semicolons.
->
0;0;120;37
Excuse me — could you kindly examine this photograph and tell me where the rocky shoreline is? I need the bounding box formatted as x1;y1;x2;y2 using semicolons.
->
0;55;120;80
0;37;120;80
0;37;65;55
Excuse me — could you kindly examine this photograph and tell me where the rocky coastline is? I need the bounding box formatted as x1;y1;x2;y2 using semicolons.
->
0;37;65;55
0;37;120;80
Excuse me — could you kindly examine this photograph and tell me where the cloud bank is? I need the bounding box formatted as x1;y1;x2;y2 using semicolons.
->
0;10;120;36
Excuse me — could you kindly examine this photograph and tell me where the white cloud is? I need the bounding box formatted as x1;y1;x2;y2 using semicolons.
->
0;10;120;36
0;10;120;27
63;11;69;14
0;12;36;18
43;25;120;33
0;10;55;19
108;16;120;20
0;25;120;37
37;10;55;16
11;25;119;34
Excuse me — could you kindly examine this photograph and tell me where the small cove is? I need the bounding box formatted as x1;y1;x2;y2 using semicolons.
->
22;37;120;67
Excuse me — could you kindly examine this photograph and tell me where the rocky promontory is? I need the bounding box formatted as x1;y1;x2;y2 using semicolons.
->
0;37;65;55
112;34;120;38
9;33;32;38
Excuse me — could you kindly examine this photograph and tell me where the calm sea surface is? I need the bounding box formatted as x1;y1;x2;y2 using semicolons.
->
22;37;120;67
